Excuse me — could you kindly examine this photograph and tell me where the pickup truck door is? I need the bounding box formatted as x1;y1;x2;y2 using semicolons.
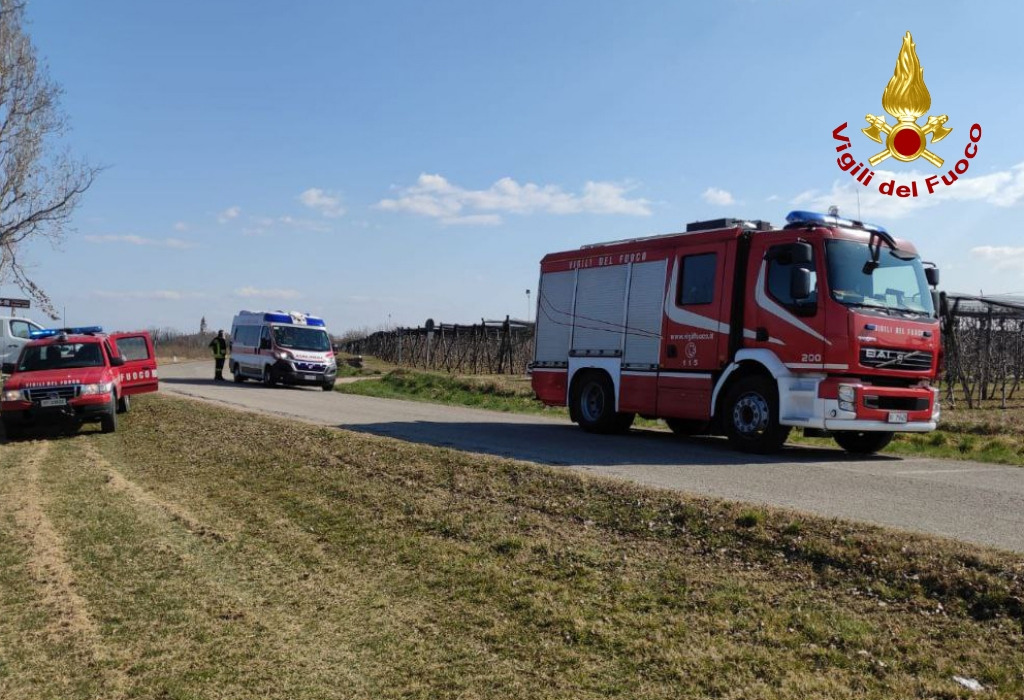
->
109;332;159;395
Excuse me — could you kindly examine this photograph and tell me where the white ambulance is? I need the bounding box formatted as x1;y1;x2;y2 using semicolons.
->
1;315;44;366
229;310;337;390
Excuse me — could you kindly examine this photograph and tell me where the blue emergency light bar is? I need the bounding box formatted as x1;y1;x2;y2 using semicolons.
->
261;312;326;327
29;326;104;339
785;210;888;236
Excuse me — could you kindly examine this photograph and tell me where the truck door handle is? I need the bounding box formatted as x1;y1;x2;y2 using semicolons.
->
666;344;677;358
756;328;769;341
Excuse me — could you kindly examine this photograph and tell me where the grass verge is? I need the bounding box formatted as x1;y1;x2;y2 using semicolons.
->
0;395;1023;698
337;367;1024;466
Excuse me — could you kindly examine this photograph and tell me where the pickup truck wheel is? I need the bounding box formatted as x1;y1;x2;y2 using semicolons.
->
571;372;634;434
233;363;246;383
723;375;791;454
100;394;118;433
2;418;24;441
117;394;131;414
262;365;276;387
834;431;894;454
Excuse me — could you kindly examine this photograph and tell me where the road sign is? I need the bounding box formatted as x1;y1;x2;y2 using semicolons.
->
0;298;29;309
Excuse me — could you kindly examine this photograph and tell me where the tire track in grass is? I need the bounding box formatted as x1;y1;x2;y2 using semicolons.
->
0;439;128;699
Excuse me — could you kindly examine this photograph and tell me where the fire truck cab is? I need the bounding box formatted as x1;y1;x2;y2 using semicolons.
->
1;327;158;439
531;211;942;454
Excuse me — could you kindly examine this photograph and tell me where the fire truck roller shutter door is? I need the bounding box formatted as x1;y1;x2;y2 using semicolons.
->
535;270;575;364
572;266;628;354
623;260;667;367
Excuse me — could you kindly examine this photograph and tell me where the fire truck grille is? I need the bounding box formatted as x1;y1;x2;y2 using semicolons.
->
25;385;80;402
859;348;933;371
294;362;327;373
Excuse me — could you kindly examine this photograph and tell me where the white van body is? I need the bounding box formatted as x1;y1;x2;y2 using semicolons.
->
1;316;44;366
229;310;337;390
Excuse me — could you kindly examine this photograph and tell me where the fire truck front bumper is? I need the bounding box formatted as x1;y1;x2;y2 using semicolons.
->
817;379;939;432
2;394;112;426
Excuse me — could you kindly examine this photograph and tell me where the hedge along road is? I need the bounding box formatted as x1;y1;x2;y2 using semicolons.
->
158;361;1024;553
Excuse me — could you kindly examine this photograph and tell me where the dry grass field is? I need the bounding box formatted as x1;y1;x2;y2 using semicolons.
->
0;395;1022;698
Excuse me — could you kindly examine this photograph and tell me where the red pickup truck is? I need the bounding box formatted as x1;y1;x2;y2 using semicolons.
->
1;326;158;439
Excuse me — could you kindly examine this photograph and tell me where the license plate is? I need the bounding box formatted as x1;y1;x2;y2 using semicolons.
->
40;398;67;407
304;374;317;381
887;411;908;424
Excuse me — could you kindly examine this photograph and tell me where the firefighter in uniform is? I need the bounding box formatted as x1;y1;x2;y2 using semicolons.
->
209;329;227;381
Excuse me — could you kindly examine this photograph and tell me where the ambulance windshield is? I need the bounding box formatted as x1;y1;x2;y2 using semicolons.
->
825;239;934;316
272;325;331;352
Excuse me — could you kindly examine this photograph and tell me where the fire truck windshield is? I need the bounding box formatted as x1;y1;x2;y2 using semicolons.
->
825;239;934;316
18;342;105;372
272;325;331;352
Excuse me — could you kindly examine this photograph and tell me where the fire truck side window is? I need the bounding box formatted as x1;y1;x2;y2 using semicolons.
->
676;253;717;306
767;244;818;313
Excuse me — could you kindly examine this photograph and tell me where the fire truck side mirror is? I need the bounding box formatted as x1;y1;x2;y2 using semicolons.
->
110;356;126;367
925;267;940;287
768;242;813;265
1;362;15;375
790;266;813;301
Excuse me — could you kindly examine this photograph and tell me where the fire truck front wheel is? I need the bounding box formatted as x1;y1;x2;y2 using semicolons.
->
833;430;894;455
571;371;634;434
722;375;791;454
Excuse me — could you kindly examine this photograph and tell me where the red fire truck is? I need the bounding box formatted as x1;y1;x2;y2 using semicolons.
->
1;326;158;439
530;210;942;454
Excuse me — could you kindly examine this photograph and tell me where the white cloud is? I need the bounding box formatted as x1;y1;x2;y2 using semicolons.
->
234;286;302;300
376;173;651;225
217;206;241;224
92;290;207;301
701;187;735;206
791;162;1024;220
243;214;331;236
969;246;1024;272
173;221;189;232
299;188;345;218
84;234;196;249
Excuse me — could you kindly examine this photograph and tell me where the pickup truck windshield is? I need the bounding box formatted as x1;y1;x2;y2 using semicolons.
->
17;342;105;371
825;239;934;316
272;326;331;352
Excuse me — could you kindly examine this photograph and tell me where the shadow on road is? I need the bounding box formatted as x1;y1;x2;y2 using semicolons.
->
339;419;901;468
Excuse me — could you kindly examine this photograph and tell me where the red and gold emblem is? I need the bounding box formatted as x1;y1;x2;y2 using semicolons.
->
862;32;952;167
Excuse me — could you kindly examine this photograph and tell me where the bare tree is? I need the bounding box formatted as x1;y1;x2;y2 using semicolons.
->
0;1;99;318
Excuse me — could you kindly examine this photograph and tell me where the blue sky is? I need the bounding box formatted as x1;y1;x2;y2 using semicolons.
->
5;0;1023;333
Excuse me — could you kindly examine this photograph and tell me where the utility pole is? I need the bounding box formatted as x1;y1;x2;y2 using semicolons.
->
525;289;531;323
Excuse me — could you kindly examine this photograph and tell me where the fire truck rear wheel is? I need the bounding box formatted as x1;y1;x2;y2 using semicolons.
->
117;394;131;414
100;395;118;434
833;430;894;454
723;375;790;454
572;371;634;434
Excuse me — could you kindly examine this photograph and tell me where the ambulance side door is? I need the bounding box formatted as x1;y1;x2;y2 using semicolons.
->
109;333;159;395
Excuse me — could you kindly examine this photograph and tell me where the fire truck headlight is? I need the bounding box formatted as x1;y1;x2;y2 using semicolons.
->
838;384;856;402
838;399;856;413
2;389;22;402
80;382;113;396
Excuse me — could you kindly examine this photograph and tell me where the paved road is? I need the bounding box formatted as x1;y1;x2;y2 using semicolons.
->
159;362;1024;553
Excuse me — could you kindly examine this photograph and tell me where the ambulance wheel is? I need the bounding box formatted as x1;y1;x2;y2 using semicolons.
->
233;364;245;383
100;395;118;434
723;375;790;454
322;381;335;392
666;418;707;437
572;371;634;434
117;394;131;414
262;366;276;387
834;431;894;455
